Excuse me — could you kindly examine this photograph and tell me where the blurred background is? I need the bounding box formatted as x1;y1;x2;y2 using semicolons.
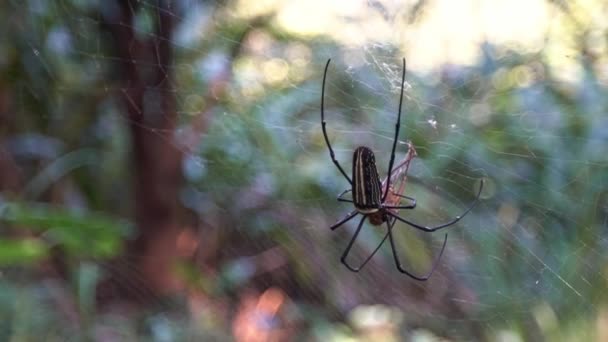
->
0;0;607;340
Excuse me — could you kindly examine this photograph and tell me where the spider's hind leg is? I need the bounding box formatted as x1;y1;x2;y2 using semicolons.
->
386;219;448;281
341;215;387;272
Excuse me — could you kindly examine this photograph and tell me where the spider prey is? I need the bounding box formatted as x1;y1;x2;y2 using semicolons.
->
321;58;483;280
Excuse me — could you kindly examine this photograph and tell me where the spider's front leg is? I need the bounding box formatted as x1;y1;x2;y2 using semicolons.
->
388;179;484;232
328;190;356;230
321;59;352;185
383;192;416;210
381;190;416;210
336;189;353;203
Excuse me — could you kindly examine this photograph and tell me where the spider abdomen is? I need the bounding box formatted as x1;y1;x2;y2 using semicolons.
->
352;146;383;213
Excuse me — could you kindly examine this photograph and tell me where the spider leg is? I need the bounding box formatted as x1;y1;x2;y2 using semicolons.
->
321;59;352;185
382;58;406;202
337;189;353;203
387;218;448;281
341;215;384;272
392;193;416;204
342;216;397;272
383;204;416;210
330;210;358;231
382;193;416;210
387;179;484;232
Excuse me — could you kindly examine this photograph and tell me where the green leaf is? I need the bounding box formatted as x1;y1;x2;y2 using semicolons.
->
0;202;132;259
0;239;48;265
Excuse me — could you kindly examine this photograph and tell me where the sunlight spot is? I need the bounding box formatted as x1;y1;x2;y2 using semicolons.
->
533;302;558;335
469;102;492;126
183;154;206;180
498;202;520;229
512;65;534;88
598;60;608;86
410;329;441;342
245;30;273;55
348;304;403;338
184;95;205;116
491;68;512;91
176;228;199;258
495;330;523;342
596;308;608;342
263;58;289;84
241;82;265;99
234;0;279;18
276;0;335;36
285;43;311;64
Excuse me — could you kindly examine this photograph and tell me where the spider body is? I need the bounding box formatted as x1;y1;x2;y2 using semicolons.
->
367;208;388;226
352;146;394;226
352;146;382;214
321;58;483;280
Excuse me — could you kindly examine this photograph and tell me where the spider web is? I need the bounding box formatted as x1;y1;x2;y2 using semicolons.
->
5;0;608;340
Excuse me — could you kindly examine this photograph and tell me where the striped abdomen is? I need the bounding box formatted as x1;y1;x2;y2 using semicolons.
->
352;146;382;213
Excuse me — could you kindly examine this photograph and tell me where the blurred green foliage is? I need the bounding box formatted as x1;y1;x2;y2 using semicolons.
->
1;0;607;341
0;201;131;260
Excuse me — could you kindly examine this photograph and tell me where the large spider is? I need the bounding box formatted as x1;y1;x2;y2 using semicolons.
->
321;58;483;280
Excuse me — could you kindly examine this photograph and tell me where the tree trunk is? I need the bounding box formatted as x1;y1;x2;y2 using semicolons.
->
98;0;184;306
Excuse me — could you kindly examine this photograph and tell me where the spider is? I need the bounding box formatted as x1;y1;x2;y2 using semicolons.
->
321;58;484;280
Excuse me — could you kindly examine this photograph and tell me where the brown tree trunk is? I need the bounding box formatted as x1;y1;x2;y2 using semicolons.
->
98;0;184;305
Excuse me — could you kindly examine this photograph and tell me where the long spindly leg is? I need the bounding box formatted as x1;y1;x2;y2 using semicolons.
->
384;203;416;210
383;193;417;210
321;59;352;185
388;179;484;233
330;210;358;231
382;58;407;202
341;216;397;272
337;189;353;203
340;215;375;272
387;219;448;281
392;193;417;206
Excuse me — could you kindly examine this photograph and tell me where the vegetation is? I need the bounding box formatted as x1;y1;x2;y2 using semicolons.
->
0;0;606;340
